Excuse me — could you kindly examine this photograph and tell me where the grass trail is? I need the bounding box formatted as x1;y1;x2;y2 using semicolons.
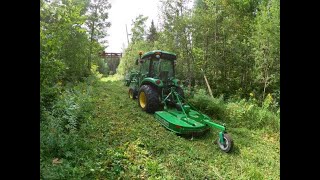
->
83;77;279;179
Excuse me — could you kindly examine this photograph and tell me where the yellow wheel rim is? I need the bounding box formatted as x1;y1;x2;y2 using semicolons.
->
129;90;133;99
139;92;146;108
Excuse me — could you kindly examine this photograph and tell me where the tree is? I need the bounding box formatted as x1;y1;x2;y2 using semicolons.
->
158;0;194;83
119;0;279;106
85;0;111;71
131;14;148;44
40;0;108;113
251;0;280;101
147;20;158;43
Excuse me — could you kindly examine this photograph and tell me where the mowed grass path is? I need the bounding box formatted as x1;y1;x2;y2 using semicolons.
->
89;77;280;179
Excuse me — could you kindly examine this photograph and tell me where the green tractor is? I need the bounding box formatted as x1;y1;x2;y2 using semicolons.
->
126;50;233;153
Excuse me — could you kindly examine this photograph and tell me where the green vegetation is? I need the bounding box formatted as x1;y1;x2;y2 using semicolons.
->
119;0;280;106
189;89;280;132
41;76;279;179
40;0;111;118
41;0;279;179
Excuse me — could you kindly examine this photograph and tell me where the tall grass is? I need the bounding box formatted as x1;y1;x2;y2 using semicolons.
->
188;89;280;132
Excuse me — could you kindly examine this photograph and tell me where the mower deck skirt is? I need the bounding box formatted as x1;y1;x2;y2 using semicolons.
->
154;109;210;134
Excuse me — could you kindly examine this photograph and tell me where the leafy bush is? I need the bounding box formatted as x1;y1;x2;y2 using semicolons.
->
40;56;65;119
188;88;225;120
224;100;279;131
188;89;280;131
97;58;109;75
41;76;95;163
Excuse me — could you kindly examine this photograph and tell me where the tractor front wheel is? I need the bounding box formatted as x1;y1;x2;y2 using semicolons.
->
129;88;137;99
217;133;233;153
138;85;160;113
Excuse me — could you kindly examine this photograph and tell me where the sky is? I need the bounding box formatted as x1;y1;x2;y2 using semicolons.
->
105;0;161;53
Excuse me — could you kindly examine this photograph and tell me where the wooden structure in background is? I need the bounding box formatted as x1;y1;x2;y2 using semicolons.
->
99;51;122;74
99;51;122;58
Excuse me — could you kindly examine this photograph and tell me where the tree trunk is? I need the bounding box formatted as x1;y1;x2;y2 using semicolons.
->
88;5;98;72
262;73;269;102
215;2;217;58
88;21;95;71
204;74;214;98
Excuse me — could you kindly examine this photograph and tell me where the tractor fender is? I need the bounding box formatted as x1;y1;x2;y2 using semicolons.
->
141;78;164;88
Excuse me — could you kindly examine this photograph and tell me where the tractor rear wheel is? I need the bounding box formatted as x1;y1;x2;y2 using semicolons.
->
138;85;160;113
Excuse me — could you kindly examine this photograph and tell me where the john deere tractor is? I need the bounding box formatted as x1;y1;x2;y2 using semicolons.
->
126;50;233;153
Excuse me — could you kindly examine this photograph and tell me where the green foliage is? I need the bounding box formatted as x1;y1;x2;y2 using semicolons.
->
131;14;148;44
85;0;111;43
117;0;280;133
40;76;96;179
41;76;94;134
134;0;279;105
117;41;154;76
147;20;158;43
40;55;65;113
224;99;279;131
85;0;112;70
41;0;91;80
250;0;280;101
40;0;110;76
40;0;111;120
97;58;109;75
41;79;279;179
189;88;279;132
189;88;226;120
41;0;280;178
117;14;160;76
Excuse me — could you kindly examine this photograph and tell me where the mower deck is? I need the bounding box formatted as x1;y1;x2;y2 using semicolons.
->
155;108;210;134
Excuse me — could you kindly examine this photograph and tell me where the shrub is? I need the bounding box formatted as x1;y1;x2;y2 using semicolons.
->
188;88;225;120
188;89;280;131
97;58;109;75
41;76;95;160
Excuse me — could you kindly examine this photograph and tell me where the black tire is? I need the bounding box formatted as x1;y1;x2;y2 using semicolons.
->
217;133;233;153
138;85;160;113
128;88;137;99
